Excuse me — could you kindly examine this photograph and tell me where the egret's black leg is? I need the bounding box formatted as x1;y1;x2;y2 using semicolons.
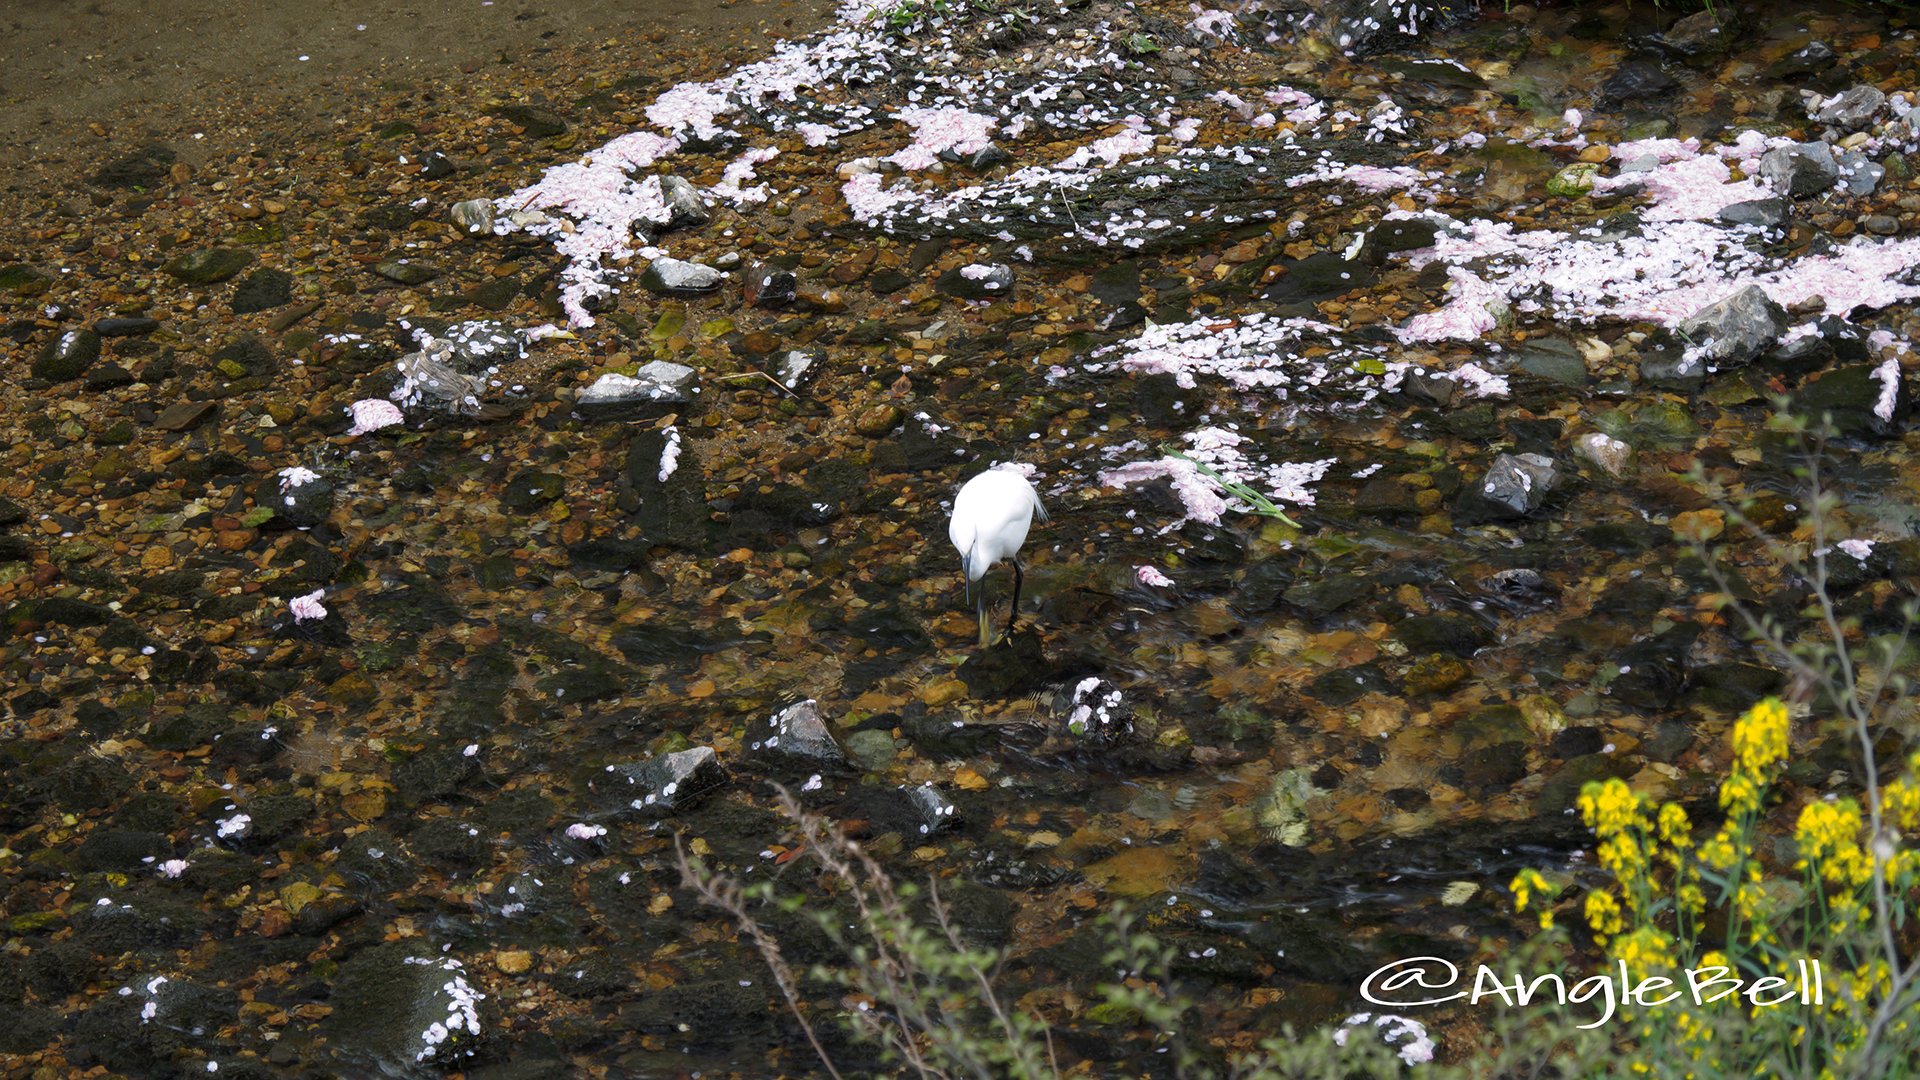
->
1006;557;1025;636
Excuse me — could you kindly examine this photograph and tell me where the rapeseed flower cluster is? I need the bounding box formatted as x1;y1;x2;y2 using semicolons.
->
1510;698;1920;1076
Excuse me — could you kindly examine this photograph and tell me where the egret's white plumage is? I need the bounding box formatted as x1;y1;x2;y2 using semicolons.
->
949;467;1048;647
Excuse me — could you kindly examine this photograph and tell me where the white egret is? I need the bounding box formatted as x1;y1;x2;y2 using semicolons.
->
949;467;1048;648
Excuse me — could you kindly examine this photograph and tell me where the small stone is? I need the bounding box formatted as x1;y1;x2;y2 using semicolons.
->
93;317;160;337
153;400;219;431
450;199;496;234
33;327;102;381
163;247;254;285
494;950;534;975
232;268;294;314
373;258;440;286
1573;432;1634;478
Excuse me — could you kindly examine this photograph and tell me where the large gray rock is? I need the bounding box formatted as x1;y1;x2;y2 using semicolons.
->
575;361;698;422
1457;453;1560;522
640;257;725;295
1811;85;1886;132
1675;283;1788;372
1758;141;1841;197
747;699;847;772
592;746;727;817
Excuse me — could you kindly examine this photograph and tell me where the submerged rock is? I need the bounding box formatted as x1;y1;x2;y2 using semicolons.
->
1666;283;1788;380
324;946;486;1074
1457;452;1559;520
641;257;726;295
162;248;253;285
747;699;848;771
576;361;699;421
592;746;728;817
33;327;101;381
901;782;961;837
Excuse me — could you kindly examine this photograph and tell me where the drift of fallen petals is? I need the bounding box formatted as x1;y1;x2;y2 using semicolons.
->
1101;456;1228;527
1395;266;1506;342
289;590;328;623
1593;154;1764;222
1137;565;1175;587
1874;358;1902;420
887;106;1000;170
344;398;405;436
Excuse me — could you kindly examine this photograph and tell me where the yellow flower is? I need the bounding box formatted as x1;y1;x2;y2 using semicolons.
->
1586;889;1624;939
1657;801;1692;847
1511;867;1550;912
1732;697;1790;769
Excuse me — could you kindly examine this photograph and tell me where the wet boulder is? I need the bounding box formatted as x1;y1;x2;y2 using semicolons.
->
745;264;797;307
1795;360;1912;437
591;746;728;817
1598;61;1675;105
936;262;1014;299
1652;284;1787;387
127;975;237;1059
622;424;707;548
1835;148;1884;197
1611;624;1701;712
746;699;849;773
656;175;712;231
324;946;487;1074
577;361;699;422
1060;676;1133;740
768;348;828;393
1391;613;1492;658
1307;661;1397;704
640;257;726;295
388;336;491;417
1717;197;1789;229
162;247;254;285
32;327;101;381
1758;141;1842;198
450;198;495;234
1455;452;1559;521
1810;85;1886;132
1324;0;1476;56
1572;432;1633;479
231;268;293;314
901;782;961;837
266;466;335;529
